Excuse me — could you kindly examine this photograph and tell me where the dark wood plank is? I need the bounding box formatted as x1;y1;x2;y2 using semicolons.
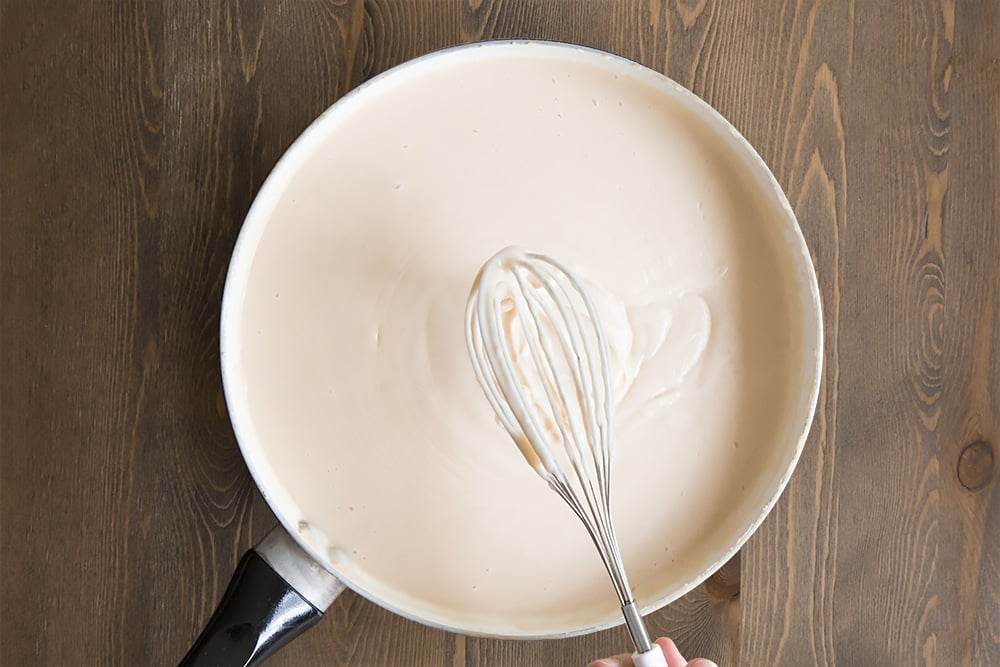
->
733;0;853;663
740;0;1000;665
1;1;167;664
940;3;1000;664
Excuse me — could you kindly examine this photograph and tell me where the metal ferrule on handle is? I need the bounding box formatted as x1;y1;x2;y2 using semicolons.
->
622;600;653;654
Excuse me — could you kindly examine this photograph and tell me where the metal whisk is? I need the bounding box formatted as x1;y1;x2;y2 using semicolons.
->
465;246;667;666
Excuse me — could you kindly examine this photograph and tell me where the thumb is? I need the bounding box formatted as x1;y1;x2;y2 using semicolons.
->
687;660;719;667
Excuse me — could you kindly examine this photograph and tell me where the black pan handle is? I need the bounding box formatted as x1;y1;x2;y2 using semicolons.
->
180;528;345;667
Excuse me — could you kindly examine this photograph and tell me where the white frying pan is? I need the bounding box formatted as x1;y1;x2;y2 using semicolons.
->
180;40;822;666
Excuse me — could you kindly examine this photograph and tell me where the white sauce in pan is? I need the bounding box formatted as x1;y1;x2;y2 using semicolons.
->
223;43;815;636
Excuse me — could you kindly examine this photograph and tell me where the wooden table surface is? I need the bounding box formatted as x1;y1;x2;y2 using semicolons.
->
3;1;998;665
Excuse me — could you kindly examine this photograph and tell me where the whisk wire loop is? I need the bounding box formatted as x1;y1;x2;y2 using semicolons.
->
465;247;654;655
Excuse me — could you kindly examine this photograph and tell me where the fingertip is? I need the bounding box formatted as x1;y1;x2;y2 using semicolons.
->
653;637;686;667
687;660;718;667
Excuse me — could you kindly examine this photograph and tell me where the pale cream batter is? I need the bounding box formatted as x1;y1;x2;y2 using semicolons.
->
221;43;821;637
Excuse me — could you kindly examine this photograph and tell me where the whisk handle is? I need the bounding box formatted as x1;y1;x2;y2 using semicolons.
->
632;645;669;667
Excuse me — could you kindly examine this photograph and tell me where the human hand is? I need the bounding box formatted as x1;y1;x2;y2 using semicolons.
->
587;637;718;667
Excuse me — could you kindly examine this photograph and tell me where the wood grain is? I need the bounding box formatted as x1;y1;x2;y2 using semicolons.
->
738;1;1000;666
1;1;997;665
